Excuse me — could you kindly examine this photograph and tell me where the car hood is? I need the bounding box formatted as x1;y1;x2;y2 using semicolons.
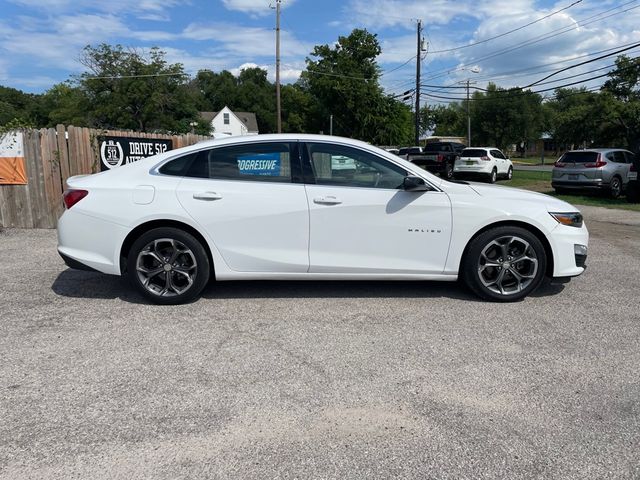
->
466;182;580;212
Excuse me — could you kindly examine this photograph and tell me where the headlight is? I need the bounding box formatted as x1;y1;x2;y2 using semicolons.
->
550;212;583;228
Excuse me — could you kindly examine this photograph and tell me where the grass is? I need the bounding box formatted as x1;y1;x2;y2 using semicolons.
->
501;170;640;212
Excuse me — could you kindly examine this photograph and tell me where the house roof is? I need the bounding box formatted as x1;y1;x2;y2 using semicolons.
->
200;110;259;133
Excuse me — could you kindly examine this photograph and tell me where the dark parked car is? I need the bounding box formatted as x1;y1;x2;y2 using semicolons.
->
407;142;466;179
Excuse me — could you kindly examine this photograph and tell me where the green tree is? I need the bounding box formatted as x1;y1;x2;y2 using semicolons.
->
78;44;199;133
40;82;91;127
422;104;465;137
545;88;606;150
602;55;640;151
470;84;544;151
300;29;412;144
0;85;46;126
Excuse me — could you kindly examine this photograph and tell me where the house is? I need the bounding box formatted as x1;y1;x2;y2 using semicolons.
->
200;107;259;137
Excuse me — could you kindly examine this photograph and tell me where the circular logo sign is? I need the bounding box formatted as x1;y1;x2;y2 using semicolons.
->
100;140;124;169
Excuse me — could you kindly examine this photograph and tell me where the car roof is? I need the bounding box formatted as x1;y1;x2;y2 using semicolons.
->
566;148;630;153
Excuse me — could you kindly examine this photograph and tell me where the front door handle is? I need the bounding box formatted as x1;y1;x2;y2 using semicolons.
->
193;192;223;201
313;196;342;205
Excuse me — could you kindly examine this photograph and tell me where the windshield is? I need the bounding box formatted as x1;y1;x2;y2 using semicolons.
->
461;149;487;157
558;151;599;163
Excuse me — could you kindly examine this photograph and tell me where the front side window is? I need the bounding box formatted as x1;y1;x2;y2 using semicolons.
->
306;143;407;189
185;142;293;183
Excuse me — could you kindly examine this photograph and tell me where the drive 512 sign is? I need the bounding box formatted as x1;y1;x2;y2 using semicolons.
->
99;136;173;171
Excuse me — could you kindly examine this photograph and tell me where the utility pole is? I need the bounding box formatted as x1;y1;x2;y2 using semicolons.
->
466;79;471;147
414;19;422;145
275;0;282;133
464;78;477;147
329;114;333;136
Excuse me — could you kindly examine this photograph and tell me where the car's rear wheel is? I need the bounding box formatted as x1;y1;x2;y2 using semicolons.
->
609;176;622;199
462;226;547;302
488;168;497;183
127;227;210;305
445;162;454;180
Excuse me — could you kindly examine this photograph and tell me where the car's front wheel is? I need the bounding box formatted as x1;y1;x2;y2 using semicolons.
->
461;226;547;302
127;227;210;305
506;166;513;180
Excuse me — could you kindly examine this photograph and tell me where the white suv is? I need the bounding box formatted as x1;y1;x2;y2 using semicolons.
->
454;147;513;183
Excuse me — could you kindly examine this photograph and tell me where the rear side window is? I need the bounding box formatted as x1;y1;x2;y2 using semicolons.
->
613;151;626;163
461;149;487;157
559;151;599;163
158;152;199;176
185;143;293;182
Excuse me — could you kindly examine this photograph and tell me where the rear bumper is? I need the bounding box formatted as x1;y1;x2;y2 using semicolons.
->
57;209;129;275
551;180;608;189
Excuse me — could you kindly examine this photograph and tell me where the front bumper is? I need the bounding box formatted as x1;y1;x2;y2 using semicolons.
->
548;221;589;278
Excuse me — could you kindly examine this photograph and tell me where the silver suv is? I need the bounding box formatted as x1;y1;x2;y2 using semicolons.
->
551;148;635;198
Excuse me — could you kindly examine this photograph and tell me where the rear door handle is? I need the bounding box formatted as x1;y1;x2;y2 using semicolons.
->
313;196;342;205
193;192;223;201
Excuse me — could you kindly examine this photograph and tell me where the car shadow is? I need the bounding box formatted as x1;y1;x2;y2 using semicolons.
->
52;268;566;304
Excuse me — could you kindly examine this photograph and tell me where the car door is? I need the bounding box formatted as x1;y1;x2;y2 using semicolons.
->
491;149;506;174
302;142;452;274
617;150;632;184
175;141;309;273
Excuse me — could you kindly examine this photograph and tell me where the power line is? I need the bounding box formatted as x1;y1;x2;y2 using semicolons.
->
428;0;584;54
423;1;640;82
524;42;640;88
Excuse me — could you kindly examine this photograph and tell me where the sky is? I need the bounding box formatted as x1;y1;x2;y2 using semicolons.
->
1;0;639;103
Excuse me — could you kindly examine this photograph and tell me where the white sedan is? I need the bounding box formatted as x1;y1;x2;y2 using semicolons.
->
454;147;514;183
57;134;588;305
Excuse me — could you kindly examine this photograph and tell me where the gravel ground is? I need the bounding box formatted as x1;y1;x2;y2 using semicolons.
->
0;205;639;479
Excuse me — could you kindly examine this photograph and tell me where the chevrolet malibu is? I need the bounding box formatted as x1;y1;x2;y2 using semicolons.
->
57;134;588;305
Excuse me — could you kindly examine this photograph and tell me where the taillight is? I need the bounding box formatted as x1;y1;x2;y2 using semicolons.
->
584;154;606;168
436;154;444;162
554;160;565;167
631;163;637;172
480;156;490;161
63;189;88;209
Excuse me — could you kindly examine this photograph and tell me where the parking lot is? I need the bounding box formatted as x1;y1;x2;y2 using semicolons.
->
1;205;639;479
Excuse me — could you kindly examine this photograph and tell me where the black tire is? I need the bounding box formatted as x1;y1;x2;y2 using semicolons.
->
488;168;497;183
461;226;547;302
444;162;454;180
609;176;622;199
506;166;513;180
626;182;640;203
127;227;210;305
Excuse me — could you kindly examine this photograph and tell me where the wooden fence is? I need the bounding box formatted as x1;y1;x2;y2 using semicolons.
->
0;126;209;229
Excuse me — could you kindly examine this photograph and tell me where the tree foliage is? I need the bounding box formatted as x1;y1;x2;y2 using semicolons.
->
3;40;640;153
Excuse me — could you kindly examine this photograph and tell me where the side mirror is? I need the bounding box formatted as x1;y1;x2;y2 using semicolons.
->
402;175;431;191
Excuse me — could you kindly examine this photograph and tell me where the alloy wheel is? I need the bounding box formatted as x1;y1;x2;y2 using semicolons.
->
477;235;538;296
136;238;197;297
